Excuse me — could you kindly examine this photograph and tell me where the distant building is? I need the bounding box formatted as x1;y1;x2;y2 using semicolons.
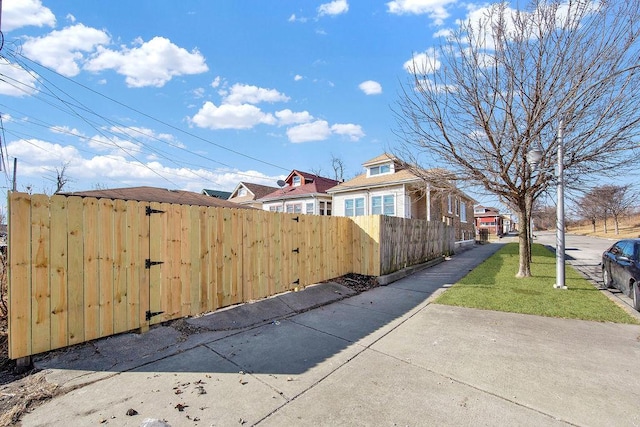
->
227;182;280;209
259;170;339;215
474;205;504;236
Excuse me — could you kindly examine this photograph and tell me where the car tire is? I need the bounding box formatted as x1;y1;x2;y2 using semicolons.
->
633;282;640;312
602;268;611;289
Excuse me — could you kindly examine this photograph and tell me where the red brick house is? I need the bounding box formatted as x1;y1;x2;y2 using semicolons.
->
474;205;504;236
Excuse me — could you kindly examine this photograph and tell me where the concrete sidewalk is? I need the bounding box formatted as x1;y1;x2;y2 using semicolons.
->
23;243;640;426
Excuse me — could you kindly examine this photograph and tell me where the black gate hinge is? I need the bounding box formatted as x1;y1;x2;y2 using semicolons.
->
146;206;165;216
292;216;299;222
292;248;299;254
292;279;300;285
145;259;164;269
146;310;164;321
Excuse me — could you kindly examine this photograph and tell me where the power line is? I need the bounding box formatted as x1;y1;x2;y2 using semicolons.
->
7;48;289;173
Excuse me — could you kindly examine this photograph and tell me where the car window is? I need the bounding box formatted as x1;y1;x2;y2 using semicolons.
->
634;243;640;262
610;243;623;256
619;241;634;258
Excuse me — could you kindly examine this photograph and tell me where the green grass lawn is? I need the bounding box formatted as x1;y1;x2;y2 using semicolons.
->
435;243;639;324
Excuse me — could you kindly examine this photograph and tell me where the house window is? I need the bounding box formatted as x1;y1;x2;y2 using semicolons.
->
238;188;247;197
369;164;391;176
371;195;395;216
345;198;365;216
447;195;453;214
269;206;283;212
455;198;460;216
460;202;467;222
371;196;382;214
292;176;301;186
383;195;394;215
286;203;302;213
319;201;332;216
306;202;314;214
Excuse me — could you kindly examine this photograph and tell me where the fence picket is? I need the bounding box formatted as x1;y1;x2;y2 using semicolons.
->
66;196;84;345
49;195;68;350
8;193;32;359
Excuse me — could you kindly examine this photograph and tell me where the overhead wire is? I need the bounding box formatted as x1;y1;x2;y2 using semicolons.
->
0;49;283;189
7;48;289;172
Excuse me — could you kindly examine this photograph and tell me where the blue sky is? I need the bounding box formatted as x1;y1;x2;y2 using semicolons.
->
0;0;503;209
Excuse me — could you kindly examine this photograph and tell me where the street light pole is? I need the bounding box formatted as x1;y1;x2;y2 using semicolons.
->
554;118;567;289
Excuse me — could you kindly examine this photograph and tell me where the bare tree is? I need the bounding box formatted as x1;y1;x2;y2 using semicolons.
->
600;185;638;235
54;162;70;194
576;189;602;233
331;154;345;181
394;0;640;277
532;204;556;231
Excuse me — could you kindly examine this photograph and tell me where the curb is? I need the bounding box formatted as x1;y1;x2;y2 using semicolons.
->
377;256;445;286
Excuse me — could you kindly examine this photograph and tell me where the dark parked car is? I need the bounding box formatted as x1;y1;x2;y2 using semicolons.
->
602;238;640;311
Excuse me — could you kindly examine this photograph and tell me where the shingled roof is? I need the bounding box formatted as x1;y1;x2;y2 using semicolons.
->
60;186;252;209
259;171;340;201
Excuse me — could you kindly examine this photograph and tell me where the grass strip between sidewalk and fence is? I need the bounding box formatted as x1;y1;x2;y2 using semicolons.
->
435;243;639;324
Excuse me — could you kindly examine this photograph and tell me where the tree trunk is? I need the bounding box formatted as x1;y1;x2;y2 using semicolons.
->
591;219;596;233
516;199;532;278
613;214;620;235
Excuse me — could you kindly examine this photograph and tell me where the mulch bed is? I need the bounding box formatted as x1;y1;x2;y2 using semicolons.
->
329;273;379;293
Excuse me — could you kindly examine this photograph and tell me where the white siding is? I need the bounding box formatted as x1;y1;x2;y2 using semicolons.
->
331;185;409;218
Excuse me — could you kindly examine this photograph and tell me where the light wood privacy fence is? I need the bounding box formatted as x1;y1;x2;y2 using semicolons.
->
8;192;454;359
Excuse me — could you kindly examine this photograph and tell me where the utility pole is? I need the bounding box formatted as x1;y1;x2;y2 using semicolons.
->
12;157;16;191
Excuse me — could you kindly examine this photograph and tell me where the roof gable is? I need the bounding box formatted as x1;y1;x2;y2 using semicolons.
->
230;182;279;200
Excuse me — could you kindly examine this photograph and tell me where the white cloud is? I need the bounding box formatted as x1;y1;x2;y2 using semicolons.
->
66;14;77;23
108;126;177;143
287;120;332;143
85;36;209;87
404;48;441;74
294;74;303;81
211;76;222;88
331;123;365;141
192;87;206;98
387;0;456;24
275;109;314;126
22;24;111;77
288;14;308;23
191;101;276;130
2;0;56;32
358;80;382;95
0;58;39;97
433;28;453;38
49;125;86;138
286;120;365;143
6;138;280;193
223;83;290;105
318;0;349;17
86;135;143;156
